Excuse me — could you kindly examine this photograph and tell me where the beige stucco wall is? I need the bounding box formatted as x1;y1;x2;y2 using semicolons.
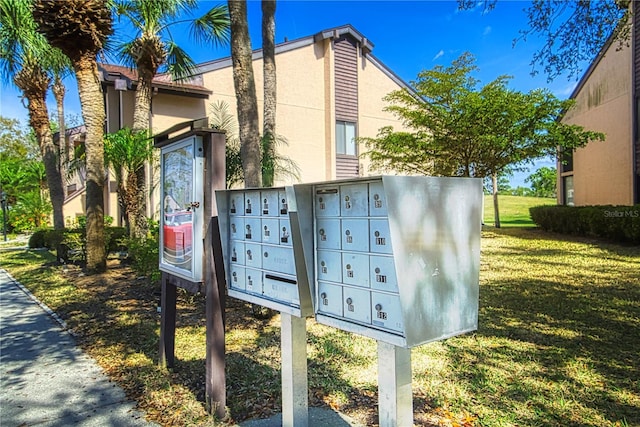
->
561;41;634;206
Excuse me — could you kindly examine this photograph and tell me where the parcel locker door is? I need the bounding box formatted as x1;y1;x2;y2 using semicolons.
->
262;245;296;276
341;218;369;252
243;217;261;242
244;191;261;216
371;292;404;333
369;219;393;254
316;218;341;250
279;218;292;246
263;274;299;305
229;216;244;241
314;187;340;216
342;252;370;288
229;192;244;216
245;268;263;294
317;250;342;283
278;190;289;216
261;190;280;216
369;255;398;292
230;241;245;265
343;287;371;324
317;282;343;317
229;265;246;291
340;183;369;216
261;218;279;244
244;242;262;269
368;180;387;217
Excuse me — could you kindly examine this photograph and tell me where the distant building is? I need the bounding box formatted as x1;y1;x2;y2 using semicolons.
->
558;7;640;206
62;25;412;225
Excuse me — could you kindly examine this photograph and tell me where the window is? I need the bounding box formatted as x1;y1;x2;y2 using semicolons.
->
563;175;574;206
336;121;357;156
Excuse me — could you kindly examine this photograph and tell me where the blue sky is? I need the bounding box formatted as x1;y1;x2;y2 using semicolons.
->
1;0;587;186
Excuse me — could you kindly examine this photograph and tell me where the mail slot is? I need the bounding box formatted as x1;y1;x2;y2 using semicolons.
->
317;281;343;317
315;187;340;216
369;219;393;254
261;218;279;244
371;292;403;333
316;218;341;250
244;242;262;269
340;183;369;216
229;216;244;241
229;265;246;291
263;245;296;275
261;190;280;216
316;250;342;283
263;274;299;305
279;218;292;246
278;190;289;216
245;268;262;294
341;218;369;252
229;192;244;216
342;252;370;287
368;181;387;216
230;241;245;265
369;255;398;292
244;191;261;216
343;287;371;324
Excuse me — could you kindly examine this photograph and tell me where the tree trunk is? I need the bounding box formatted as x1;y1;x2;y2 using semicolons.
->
492;172;501;228
75;54;106;273
262;0;276;187
229;0;261;188
53;76;68;201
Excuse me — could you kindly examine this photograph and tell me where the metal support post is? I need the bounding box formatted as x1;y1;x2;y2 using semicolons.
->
377;341;413;427
281;313;308;427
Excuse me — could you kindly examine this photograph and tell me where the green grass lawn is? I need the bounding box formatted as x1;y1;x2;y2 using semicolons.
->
1;226;638;427
484;194;556;227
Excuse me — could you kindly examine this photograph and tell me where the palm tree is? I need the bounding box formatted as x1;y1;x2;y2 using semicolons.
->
32;0;113;273
228;0;261;188
261;0;276;187
0;0;68;230
114;0;229;238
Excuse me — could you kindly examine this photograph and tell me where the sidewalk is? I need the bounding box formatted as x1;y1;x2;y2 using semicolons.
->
0;268;158;427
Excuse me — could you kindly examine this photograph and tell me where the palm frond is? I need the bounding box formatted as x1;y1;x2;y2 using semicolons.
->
189;4;230;47
163;40;195;80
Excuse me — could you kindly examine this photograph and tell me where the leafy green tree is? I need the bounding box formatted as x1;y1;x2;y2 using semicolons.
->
362;53;604;228
457;0;631;81
526;166;557;198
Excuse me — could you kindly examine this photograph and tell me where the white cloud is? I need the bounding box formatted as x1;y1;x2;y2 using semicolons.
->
432;50;445;61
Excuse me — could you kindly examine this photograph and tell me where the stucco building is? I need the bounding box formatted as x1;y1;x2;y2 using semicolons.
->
559;10;640;206
62;25;411;225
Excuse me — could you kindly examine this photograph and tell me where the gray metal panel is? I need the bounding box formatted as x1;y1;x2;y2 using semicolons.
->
262;245;296;276
261;218;280;244
341;218;369;252
279;218;292;246
244;191;261;216
371;292;403;333
369;255;398;292
369;180;387;216
244;243;262;269
317;250;342;283
339;183;369;216
317;282;343;317
229;265;246;291
261;189;280;216
314;186;340;216
229;217;244;241
342;252;370;287
243;218;261;242
316;218;341;250
369;219;393;254
342;286;371;324
245;268;263;294
383;176;482;347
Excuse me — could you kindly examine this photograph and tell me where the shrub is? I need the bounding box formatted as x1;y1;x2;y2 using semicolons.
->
530;204;640;244
28;229;47;248
121;220;160;284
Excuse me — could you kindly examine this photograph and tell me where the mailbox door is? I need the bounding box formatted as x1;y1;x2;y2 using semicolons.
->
263;274;299;304
371;292;404;333
317;250;342;283
341;219;369;252
369;219;393;254
244;242;262;269
342;252;370;287
314;187;340;216
230;241;245;265
245;268;262;294
261;190;280;216
262;245;296;276
342;287;371;324
261;218;279;244
279;218;292;246
340;183;369;216
278;190;289;216
317;218;341;250
229;193;244;216
369;255;398;292
317;282;343;317
229;265;246;291
368;181;387;217
229;217;244;241
244;191;261;216
243;218;261;242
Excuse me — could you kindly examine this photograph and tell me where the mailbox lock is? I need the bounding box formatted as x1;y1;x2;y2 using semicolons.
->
375;303;382;311
346;297;353;305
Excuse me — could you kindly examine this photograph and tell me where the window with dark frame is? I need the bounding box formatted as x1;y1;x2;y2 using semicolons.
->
336;121;357;156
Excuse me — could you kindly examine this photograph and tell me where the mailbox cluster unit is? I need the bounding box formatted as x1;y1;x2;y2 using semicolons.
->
217;176;482;348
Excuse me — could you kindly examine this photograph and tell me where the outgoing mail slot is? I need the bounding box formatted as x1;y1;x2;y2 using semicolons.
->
263;273;299;305
315;187;340;216
262;245;296;275
245;268;263;294
317;250;342;283
279;218;292;246
230;241;245;265
317;281;343;317
278;190;289;216
342;252;370;287
261;190;280;216
244;191;261;216
369;219;393;254
341;218;369;252
369;255;398;292
368;181;387;216
343;287;371;324
316;218;341;250
244;242;262;269
371;292;404;333
261;218;279;244
229;216;244;241
229;193;244;216
243;218;261;242
340;183;369;216
229;265;246;290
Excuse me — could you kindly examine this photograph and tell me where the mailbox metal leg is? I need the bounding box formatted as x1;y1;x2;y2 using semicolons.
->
377;341;413;427
281;313;308;427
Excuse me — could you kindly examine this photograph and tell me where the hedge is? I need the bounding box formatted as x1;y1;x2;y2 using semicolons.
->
529;204;640;244
28;226;128;253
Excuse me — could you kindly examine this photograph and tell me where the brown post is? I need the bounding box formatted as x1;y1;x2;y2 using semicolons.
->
159;271;177;368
